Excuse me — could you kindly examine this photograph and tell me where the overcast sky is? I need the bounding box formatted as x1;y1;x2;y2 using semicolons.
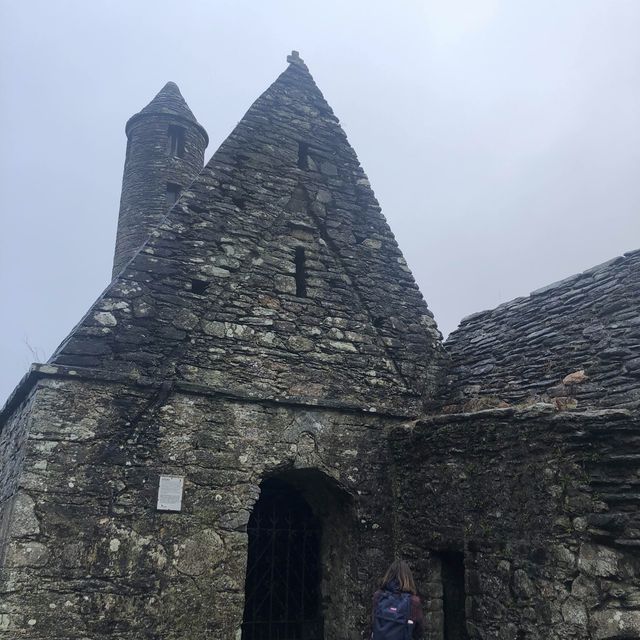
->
1;0;639;404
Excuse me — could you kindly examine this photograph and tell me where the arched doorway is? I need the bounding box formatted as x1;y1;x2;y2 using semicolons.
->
242;477;323;639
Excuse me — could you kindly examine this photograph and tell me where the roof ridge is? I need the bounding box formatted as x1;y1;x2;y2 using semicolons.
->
453;248;639;329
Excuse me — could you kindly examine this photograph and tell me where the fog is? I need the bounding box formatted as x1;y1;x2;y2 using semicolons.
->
1;0;639;403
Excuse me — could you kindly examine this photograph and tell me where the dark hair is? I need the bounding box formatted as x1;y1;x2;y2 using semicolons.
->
380;559;417;595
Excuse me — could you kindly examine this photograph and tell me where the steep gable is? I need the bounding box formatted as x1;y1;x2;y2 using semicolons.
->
51;53;445;413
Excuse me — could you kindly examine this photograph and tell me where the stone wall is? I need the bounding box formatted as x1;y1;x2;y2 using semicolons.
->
444;249;640;412
0;387;33;571
0;372;404;639
3;51;639;640
0;54;449;639
390;406;640;639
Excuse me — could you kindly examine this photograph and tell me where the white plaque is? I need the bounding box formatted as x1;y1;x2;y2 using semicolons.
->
157;476;184;512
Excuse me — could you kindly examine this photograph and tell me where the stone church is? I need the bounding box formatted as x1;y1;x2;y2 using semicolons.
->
1;52;639;639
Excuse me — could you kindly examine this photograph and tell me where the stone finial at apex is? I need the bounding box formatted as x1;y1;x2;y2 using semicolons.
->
287;50;309;71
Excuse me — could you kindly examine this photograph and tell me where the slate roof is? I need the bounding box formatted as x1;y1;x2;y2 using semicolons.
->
126;81;208;142
444;249;640;411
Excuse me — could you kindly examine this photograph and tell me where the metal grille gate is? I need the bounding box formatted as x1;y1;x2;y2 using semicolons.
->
242;478;323;640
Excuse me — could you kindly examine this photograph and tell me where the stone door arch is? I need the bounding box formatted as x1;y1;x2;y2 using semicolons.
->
241;469;357;640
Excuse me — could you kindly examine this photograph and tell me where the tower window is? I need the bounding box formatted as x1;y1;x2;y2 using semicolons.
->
297;142;309;170
166;183;181;207
167;125;186;158
295;247;307;298
125;135;133;162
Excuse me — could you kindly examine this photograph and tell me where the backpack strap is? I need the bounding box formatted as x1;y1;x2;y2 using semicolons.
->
404;593;413;640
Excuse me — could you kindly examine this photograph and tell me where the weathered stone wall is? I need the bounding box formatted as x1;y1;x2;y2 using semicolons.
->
0;54;448;639
3;51;639;640
0;373;402;639
390;407;640;639
444;249;640;412
0;388;33;570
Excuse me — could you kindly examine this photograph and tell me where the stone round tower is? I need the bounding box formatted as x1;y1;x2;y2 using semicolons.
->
112;82;208;277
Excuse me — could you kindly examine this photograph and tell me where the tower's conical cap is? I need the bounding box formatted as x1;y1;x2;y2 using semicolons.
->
126;81;208;142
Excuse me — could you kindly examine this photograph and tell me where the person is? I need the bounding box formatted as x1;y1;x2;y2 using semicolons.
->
371;559;425;639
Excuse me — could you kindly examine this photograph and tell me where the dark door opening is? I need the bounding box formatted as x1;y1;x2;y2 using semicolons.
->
441;551;468;640
242;478;323;640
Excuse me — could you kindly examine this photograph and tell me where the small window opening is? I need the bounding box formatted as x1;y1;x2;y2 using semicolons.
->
167;125;186;158
372;316;384;328
232;194;246;209
188;203;205;214
166;183;181;208
295;247;307;298
191;279;209;295
297;142;309;170
441;551;468;640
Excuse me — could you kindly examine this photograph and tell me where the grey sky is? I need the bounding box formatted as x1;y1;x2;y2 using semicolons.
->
1;0;639;404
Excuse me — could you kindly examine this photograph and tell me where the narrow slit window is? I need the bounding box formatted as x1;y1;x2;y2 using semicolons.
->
125;135;133;163
295;247;307;298
297;142;309;170
167;125;186;158
166;183;181;208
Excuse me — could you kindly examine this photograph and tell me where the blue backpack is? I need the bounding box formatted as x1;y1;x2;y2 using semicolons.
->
372;588;413;640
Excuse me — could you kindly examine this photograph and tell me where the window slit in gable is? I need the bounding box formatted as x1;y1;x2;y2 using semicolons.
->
297;142;309;170
295;247;307;298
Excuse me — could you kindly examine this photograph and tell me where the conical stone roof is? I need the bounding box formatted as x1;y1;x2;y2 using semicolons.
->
126;81;207;142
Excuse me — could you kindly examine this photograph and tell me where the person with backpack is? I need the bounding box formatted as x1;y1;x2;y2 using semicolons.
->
371;559;425;640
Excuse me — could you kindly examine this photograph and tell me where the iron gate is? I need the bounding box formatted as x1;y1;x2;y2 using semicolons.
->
242;479;323;640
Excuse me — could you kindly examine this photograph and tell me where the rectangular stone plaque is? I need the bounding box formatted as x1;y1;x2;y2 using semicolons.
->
157;476;184;512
